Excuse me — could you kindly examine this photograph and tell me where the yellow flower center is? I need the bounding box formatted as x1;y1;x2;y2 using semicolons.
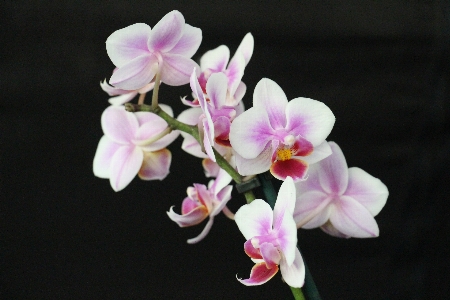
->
276;148;293;161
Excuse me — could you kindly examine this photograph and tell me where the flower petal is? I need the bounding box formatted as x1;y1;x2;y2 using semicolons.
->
214;116;231;144
330;195;380;238
210;168;233;194
285;97;335;146
260;242;282;268
108;92;138;106
294;162;323;194
317;141;349;195
273;177;296;228
345;167;388;216
229;106;275;159
232;81;247;105
187;216;215;244
320;221;350;238
138;148;171;181
100;79;129;96
270;158;308;182
181;197;200;214
237;262;279;286
235;199;273;240
109;54;158;90
93;135;121;179
181;133;207;158
109;145;143;191
200;45;230;72
101;106;138;144
202;158;220;177
300;140;332;165
225;52;245;96
236;33;254;65
202;117;216;161
253;78;288;129
141;130;179;152
177;107;202;125
160;53;199;86
167;205;208;227
147;10;184;52
168;24;202;58
273;178;297;265
106;23;151;67
244;239;263;259
293;190;332;229
133;113;169;143
206;72;228;109
233;144;272;176
279;248;305;288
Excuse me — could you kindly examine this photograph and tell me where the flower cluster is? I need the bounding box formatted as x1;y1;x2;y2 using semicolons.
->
93;10;389;292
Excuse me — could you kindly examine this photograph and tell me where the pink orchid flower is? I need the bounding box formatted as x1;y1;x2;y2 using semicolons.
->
229;78;335;181
294;142;389;238
235;177;305;287
167;168;234;244
100;79;155;106
106;10;202;90
176;107;229;160
188;33;253;106
93;105;179;191
190;70;237;162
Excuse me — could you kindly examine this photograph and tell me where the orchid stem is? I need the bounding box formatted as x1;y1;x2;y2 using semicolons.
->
213;148;242;183
290;286;306;300
125;103;198;138
151;71;162;109
138;93;146;105
243;190;256;204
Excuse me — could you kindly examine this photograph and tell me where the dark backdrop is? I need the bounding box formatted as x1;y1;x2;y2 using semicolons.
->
1;1;450;299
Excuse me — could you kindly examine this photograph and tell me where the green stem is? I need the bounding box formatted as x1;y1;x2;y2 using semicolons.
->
290;286;306;300
243;190;256;203
125;103;198;138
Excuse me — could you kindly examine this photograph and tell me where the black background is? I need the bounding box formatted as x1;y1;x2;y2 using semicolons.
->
1;1;450;299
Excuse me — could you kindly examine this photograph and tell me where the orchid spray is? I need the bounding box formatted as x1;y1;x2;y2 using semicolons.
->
93;10;389;299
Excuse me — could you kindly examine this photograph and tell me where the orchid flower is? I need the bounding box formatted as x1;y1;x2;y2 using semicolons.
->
93;105;179;191
176;107;229;160
229;78;335;181
234;177;305;287
185;32;254;106
190;70;238;161
100;79;154;106
106;10;202;90
167;168;234;244
294;142;388;238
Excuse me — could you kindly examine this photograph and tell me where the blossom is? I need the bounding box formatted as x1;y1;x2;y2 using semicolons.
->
234;177;305;287
177;70;243;162
93;105;179;191
167;168;234;244
106;10;202;90
229;78;335;181
100;79;154;106
293;142;388;238
190;70;237;161
194;33;254;105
